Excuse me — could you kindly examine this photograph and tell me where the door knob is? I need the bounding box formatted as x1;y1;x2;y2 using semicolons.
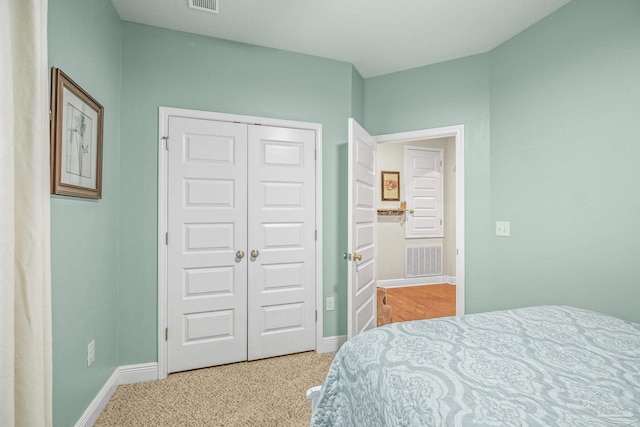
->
409;209;414;214
250;249;259;258
235;250;245;259
353;252;363;261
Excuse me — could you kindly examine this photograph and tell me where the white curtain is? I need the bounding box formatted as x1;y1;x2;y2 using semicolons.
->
0;0;52;426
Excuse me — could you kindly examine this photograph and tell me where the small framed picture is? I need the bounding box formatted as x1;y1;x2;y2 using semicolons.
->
50;67;104;199
381;171;400;201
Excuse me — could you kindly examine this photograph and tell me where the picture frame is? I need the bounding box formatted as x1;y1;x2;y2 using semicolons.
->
381;171;400;201
50;67;104;199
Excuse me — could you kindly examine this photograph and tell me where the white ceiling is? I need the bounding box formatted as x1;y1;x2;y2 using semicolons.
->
110;0;570;78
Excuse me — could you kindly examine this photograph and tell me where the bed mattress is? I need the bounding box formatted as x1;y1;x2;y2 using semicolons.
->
310;306;640;426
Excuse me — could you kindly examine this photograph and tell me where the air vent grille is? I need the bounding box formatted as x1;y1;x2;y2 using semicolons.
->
405;245;443;278
188;0;219;14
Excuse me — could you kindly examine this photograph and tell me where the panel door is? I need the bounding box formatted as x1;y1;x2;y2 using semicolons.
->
405;146;443;238
347;118;377;339
167;117;248;373
247;125;316;360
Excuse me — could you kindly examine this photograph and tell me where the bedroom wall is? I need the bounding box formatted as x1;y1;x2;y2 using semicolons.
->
350;65;365;124
487;0;640;322
48;0;122;425
364;53;494;313
118;23;357;364
365;0;640;323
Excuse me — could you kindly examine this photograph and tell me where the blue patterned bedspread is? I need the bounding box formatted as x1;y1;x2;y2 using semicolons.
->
310;306;640;426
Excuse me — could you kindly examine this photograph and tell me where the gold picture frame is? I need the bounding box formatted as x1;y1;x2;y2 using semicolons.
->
381;171;400;201
50;67;104;199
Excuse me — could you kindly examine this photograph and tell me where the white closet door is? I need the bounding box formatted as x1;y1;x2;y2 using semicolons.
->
247;125;316;360
167;117;248;373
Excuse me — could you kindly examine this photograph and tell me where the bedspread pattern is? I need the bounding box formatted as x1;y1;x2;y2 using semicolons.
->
310;306;640;426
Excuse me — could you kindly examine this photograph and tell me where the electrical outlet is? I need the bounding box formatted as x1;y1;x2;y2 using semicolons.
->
88;340;95;366
326;297;335;311
496;221;511;237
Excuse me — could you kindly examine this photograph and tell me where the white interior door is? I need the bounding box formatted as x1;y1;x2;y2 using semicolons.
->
247;125;316;360
167;117;248;373
405;146;443;238
347;118;377;339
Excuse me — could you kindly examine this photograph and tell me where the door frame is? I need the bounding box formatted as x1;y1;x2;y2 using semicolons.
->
157;107;323;379
375;125;465;316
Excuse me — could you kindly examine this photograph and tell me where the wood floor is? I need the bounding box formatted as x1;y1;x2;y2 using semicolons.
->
380;284;456;323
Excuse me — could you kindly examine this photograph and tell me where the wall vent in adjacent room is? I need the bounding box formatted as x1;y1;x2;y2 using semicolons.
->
188;0;219;14
405;245;443;278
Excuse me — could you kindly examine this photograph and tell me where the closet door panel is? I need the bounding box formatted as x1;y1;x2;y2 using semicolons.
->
247;125;316;360
167;117;248;373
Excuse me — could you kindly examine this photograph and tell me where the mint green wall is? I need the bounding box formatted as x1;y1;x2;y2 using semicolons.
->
364;54;494;314
350;66;365;123
48;0;122;425
364;0;640;323
488;0;640;322
118;23;356;363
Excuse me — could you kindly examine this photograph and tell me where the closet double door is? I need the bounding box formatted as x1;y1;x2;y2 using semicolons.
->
167;117;316;373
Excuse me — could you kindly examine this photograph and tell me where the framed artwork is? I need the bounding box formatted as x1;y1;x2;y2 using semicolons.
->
381;171;400;201
50;67;104;199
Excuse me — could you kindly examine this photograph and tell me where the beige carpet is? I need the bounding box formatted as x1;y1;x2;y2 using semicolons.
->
96;351;333;427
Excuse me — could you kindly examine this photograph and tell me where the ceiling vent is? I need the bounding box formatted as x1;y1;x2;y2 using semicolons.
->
188;0;219;14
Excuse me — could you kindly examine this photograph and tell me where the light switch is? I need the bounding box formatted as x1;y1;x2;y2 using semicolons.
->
496;221;510;237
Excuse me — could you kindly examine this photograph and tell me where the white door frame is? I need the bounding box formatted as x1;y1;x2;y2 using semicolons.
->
157;107;323;379
375;125;465;316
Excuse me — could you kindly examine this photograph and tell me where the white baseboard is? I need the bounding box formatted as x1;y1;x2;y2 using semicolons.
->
74;362;159;427
377;276;456;288
118;362;159;385
317;335;347;353
74;369;119;427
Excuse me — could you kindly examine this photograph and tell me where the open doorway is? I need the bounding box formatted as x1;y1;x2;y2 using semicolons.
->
346;121;464;339
374;127;464;326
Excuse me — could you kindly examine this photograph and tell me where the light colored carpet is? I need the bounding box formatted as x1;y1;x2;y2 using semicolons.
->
95;351;333;427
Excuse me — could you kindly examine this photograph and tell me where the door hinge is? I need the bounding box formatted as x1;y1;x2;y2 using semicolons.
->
440;219;443;225
165;328;168;341
161;136;169;150
314;150;317;160
315;310;317;322
315;230;317;241
440;160;443;167
165;232;169;245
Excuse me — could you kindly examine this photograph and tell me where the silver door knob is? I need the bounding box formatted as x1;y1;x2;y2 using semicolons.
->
236;250;245;259
250;249;259;258
409;209;414;214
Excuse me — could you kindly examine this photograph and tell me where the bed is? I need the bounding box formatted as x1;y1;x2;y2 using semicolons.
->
309;306;640;426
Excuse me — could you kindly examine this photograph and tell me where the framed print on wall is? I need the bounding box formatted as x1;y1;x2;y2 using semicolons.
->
50;67;104;199
381;171;400;201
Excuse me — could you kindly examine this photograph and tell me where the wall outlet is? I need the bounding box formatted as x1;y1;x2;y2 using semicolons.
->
326;297;335;311
87;340;95;366
496;221;511;237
